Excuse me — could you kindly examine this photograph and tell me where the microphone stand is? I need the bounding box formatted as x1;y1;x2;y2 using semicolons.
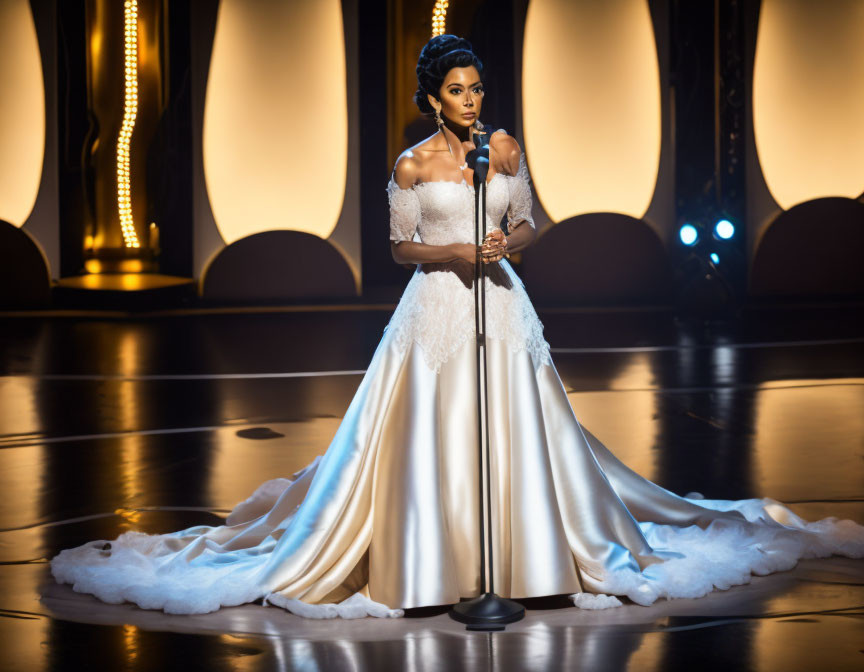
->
448;130;526;631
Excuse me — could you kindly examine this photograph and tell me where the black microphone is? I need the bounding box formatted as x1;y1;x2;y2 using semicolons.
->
466;145;490;185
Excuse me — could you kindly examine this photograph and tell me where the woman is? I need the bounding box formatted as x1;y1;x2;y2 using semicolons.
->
51;35;864;620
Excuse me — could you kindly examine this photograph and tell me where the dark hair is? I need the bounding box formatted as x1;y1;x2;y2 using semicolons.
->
413;34;485;115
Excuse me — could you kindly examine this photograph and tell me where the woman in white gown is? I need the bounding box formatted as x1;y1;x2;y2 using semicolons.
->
51;35;864;619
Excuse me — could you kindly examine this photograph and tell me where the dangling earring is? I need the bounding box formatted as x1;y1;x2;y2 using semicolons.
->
473;118;485;132
434;107;443;128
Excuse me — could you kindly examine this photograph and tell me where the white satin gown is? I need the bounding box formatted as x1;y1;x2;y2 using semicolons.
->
51;139;864;619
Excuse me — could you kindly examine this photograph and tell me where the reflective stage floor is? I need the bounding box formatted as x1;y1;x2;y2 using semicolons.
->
1;304;863;671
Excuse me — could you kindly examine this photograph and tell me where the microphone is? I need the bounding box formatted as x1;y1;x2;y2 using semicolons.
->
466;145;490;185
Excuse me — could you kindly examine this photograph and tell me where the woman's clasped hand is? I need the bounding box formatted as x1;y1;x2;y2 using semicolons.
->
449;230;507;265
480;229;507;263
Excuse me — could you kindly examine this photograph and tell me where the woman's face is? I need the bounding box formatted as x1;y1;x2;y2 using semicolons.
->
428;65;484;128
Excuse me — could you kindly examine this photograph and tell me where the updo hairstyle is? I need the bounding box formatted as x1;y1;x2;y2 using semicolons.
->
413;34;485;115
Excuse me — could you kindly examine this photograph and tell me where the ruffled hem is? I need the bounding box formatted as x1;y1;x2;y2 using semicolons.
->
264;591;404;619
51;494;864;618
566;497;864;610
50;534;267;615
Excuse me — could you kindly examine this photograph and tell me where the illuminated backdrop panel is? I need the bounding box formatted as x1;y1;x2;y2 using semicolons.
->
753;0;864;210
0;0;45;227
203;0;348;245
522;0;661;223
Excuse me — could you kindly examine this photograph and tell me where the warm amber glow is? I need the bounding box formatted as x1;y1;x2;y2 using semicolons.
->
122;624;140;664
117;0;141;248
61;271;191;290
753;0;864;209
622;633;663;671
753;381;864;500
116;330;144;518
0;377;42;518
85;258;145;274
568;389;658;482
0;0;45;227
431;1;450;37
203;0;348;245
523;0;661;222
208;418;341;507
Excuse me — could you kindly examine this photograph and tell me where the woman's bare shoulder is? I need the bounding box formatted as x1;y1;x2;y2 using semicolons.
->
392;152;420;189
489;130;521;177
392;134;442;188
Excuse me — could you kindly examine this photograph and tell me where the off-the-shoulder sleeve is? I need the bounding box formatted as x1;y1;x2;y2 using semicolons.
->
386;177;421;243
506;152;535;231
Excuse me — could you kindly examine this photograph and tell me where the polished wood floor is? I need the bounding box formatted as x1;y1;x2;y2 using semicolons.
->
1;304;862;671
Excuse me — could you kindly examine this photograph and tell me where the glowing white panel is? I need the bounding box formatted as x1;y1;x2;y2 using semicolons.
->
754;0;864;210
204;0;347;244
523;0;661;222
0;0;45;227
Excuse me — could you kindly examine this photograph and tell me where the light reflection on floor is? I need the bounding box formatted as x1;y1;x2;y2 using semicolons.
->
0;309;862;670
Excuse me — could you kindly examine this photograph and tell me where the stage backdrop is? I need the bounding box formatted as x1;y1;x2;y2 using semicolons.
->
0;0;57;307
747;0;864;298
2;0;863;307
515;0;676;306
194;0;362;303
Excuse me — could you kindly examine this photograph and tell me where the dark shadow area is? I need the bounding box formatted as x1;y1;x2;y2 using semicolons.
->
750;197;864;299
521;213;675;306
0;220;51;308
200;230;358;304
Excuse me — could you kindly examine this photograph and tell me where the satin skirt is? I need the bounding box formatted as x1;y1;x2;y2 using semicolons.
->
51;325;864;618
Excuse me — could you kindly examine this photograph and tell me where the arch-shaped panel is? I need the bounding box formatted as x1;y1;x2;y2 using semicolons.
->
203;0;348;245
753;0;864;209
522;0;661;222
0;220;51;307
520;213;674;306
750;197;864;298
200;231;357;303
0;0;45;227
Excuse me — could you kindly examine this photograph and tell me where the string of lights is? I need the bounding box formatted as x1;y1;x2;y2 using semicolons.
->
117;0;140;249
431;1;449;37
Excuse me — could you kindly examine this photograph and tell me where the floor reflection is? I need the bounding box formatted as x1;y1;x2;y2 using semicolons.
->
29;574;864;671
0;309;863;670
652;333;759;500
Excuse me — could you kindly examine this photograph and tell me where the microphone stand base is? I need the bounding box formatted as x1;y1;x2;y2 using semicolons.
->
448;592;526;630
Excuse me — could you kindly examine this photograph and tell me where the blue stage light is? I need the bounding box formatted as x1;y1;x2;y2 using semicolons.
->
710;253;720;264
714;219;735;240
679;224;698;246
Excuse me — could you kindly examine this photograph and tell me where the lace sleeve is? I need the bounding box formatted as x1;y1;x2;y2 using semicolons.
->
387;178;421;243
507;152;535;231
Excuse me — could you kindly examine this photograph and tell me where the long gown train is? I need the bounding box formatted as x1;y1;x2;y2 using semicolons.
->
51;137;864;619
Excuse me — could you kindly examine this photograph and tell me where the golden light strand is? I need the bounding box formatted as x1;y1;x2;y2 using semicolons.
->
117;0;140;248
431;1;449;37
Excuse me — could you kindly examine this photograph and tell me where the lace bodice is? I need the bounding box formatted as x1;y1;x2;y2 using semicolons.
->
387;147;535;245
383;139;551;373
